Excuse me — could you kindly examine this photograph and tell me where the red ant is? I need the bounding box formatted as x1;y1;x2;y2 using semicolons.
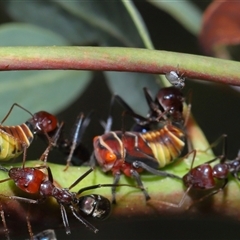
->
113;86;186;132
0;114;139;236
93;87;187;203
157;135;239;209
0;103;58;164
0;165;113;234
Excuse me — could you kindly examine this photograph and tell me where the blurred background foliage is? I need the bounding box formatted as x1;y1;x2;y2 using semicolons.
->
0;1;240;239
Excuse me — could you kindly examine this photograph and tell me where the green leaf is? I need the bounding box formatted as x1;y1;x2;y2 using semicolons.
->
0;23;68;46
105;72;160;116
0;23;91;124
147;0;202;35
121;0;154;50
0;70;90;125
4;1;146;46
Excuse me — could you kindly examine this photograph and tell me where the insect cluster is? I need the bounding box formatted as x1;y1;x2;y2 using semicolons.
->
0;70;236;239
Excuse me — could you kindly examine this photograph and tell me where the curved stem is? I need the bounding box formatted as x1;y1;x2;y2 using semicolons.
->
0;47;240;85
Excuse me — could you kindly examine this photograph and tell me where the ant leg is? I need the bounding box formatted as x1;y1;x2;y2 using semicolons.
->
0;103;34;125
169;149;197;169
143;87;167;121
0;204;10;240
40;122;64;164
69;205;98;233
89;151;97;168
112;173;121;204
152;185;192;209
100;95;116;133
26;206;34;240
22;143;28;168
59;204;71;234
0;194;45;205
0;166;9;173
200;134;227;156
0;178;12;184
45;166;54;183
77;183;141;196
114;94;149;125
131;169;151;201
68;167;94;190
186;179;228;210
64;114;85;171
132;161;181;180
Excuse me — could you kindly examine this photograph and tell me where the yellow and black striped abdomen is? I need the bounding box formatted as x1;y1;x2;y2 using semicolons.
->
0;123;34;161
141;125;185;167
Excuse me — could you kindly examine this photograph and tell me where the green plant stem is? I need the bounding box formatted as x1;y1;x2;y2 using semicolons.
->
0;47;240;85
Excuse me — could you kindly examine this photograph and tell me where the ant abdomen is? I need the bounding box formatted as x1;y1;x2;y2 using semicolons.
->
78;194;111;220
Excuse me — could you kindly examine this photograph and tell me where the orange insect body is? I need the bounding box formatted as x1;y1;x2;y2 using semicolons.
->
141;125;185;167
93;87;185;201
94;124;185;175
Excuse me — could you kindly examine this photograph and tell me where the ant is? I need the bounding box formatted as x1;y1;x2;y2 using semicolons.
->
93;86;187;203
0;114;139;236
0;103;58;164
113;86;186;132
156;135;240;209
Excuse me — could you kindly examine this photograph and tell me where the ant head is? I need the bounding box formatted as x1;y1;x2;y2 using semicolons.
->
183;164;215;189
28;111;58;134
93;136;118;172
212;163;229;179
77;194;111;220
155;87;184;120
